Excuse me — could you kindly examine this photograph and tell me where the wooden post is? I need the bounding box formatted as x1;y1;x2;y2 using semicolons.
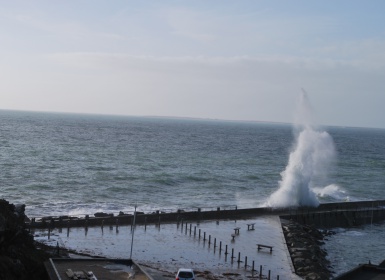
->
144;217;147;231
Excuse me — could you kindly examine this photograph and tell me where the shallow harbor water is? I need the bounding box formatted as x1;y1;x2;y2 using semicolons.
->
34;216;300;279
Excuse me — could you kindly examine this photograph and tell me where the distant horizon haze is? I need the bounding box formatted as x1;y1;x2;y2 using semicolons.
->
0;107;384;130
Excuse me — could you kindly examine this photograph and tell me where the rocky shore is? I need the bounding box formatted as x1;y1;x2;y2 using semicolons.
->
0;199;50;280
282;219;334;280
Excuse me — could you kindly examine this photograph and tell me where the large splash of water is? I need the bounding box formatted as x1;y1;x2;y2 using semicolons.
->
266;91;337;207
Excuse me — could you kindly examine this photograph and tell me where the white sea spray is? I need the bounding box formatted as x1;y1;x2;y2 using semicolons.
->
266;90;338;207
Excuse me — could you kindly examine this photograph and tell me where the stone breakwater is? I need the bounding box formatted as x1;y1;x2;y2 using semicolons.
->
0;199;50;280
282;219;333;280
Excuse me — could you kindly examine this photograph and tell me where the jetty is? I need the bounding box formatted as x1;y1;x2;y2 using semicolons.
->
28;200;385;230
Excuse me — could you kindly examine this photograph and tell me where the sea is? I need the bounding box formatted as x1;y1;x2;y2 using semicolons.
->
1;109;385;274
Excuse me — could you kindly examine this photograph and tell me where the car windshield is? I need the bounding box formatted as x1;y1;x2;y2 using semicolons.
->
179;271;193;277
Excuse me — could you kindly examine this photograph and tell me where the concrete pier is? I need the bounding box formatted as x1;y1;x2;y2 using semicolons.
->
28;200;385;229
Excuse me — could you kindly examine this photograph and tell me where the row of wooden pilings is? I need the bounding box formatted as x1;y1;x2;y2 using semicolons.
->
177;218;280;280
46;215;151;238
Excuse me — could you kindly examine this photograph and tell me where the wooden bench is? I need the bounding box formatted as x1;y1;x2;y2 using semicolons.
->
246;223;255;230
257;244;273;253
233;227;240;235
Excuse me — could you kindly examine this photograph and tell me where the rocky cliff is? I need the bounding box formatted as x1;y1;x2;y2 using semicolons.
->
0;199;49;280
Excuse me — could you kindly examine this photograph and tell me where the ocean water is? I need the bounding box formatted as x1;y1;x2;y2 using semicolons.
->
2;109;385;276
0;110;384;218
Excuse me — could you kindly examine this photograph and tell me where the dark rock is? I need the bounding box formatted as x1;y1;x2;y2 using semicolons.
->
94;212;111;217
281;220;332;279
0;199;50;280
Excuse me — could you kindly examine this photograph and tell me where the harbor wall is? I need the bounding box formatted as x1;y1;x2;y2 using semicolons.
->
28;200;385;229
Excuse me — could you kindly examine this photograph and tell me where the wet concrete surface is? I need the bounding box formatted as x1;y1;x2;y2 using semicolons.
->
34;216;301;279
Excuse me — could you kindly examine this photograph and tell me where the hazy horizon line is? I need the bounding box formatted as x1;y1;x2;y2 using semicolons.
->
0;107;383;130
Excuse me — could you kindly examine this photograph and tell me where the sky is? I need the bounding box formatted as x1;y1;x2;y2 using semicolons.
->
1;1;385;128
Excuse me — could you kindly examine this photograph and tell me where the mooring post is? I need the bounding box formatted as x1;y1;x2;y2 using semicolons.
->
189;224;192;235
237;252;241;263
144;217;147;231
252;261;255;271
203;232;206;241
245;256;247;268
48;227;51;239
199;229;201;239
208;235;211;246
194;226;196;236
277;275;279;280
56;241;60;255
260;265;262;277
214;238;216;248
268;270;271;280
225;244;228;255
231;248;234;259
219;241;222;252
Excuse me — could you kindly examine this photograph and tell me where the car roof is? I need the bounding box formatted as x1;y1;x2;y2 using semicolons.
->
178;268;194;272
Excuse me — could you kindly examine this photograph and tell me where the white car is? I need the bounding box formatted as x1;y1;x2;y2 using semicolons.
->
175;268;195;280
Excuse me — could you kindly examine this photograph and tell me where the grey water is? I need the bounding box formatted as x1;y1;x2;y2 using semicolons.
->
1;109;385;275
0;110;384;217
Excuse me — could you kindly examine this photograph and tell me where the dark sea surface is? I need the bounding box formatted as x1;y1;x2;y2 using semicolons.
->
1;110;384;217
2;109;385;276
